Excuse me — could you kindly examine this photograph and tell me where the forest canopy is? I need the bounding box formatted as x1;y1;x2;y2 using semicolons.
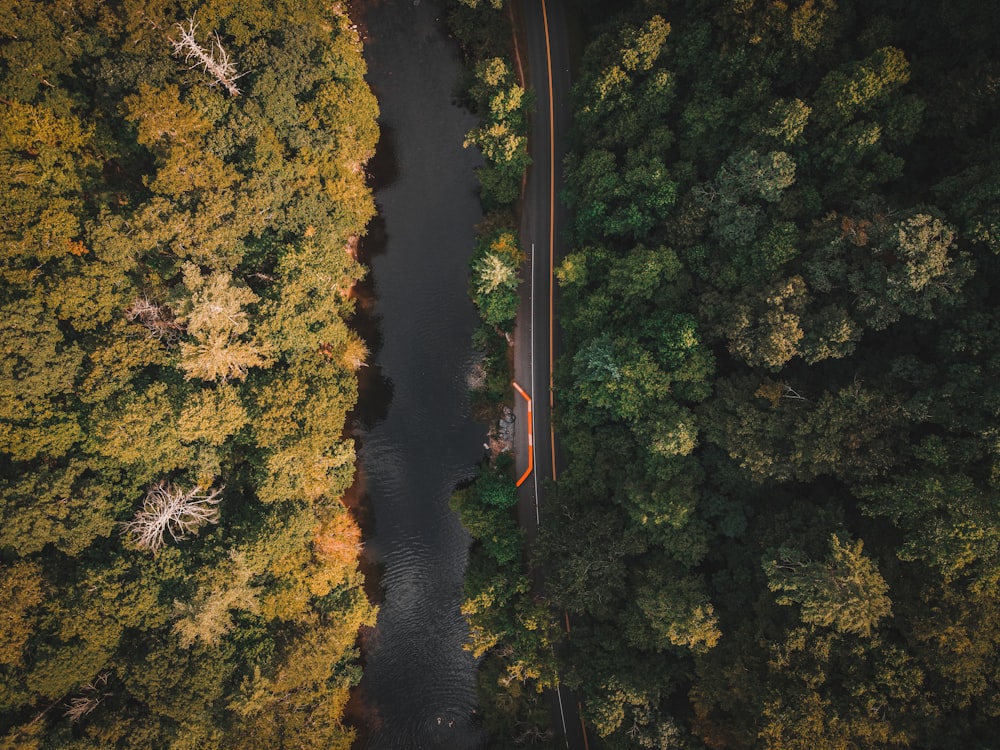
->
541;0;1000;747
0;0;377;746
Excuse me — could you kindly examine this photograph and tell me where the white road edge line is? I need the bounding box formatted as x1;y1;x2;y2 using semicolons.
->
531;242;540;526
556;685;570;746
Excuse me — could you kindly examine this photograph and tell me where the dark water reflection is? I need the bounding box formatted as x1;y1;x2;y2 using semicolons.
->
351;1;487;747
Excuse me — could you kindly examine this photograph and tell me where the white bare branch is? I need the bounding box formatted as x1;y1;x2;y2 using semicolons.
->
782;384;807;400
122;481;223;553
63;672;111;723
125;296;184;344
63;696;101;722
170;18;242;97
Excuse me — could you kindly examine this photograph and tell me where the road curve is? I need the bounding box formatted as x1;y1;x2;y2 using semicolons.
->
512;1;590;748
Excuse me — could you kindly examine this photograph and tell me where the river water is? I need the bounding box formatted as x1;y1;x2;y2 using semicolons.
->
351;1;487;747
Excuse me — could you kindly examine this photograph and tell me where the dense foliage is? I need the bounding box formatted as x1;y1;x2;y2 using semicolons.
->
542;0;1000;747
0;0;378;745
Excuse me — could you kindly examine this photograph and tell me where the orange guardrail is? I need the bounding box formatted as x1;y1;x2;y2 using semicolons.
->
512;381;533;487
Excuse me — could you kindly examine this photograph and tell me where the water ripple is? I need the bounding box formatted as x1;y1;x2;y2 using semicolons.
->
353;0;489;746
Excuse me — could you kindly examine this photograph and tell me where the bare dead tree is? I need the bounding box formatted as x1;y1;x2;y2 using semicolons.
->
513;720;555;746
63;672;111;723
63;696;100;723
122;481;223;553
170;18;242;97
691;181;719;204
125;296;184;344
782;384;807;401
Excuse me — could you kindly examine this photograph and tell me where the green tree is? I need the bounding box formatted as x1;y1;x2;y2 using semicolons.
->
0;299;83;461
464;57;530;209
175;262;272;381
469;229;524;329
764;534;892;637
627;572;721;653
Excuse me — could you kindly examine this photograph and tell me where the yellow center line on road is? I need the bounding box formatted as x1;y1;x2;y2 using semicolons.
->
541;0;558;483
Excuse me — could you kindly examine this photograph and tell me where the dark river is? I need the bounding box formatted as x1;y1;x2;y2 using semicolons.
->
351;1;487;747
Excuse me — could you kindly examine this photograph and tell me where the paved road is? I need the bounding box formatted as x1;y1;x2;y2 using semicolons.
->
511;1;590;748
512;0;570;550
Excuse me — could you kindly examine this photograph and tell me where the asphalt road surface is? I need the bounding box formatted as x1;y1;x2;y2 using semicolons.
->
512;1;592;748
